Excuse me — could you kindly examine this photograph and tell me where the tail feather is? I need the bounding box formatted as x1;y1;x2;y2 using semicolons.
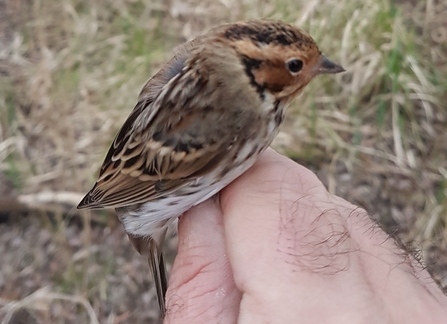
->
127;234;168;318
149;248;168;318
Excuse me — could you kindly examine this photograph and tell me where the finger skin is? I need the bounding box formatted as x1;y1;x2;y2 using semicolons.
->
220;149;447;324
165;199;241;323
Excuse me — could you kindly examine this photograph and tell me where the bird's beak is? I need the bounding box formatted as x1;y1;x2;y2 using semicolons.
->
317;55;345;74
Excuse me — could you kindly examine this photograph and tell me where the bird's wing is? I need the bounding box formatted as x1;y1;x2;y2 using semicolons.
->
78;45;237;209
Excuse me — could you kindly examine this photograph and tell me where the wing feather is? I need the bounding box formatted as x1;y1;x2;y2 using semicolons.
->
78;43;235;209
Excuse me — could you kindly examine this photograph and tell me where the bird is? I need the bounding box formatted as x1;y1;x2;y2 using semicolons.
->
77;19;344;318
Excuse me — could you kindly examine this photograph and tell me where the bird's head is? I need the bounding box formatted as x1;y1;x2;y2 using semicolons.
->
217;20;344;103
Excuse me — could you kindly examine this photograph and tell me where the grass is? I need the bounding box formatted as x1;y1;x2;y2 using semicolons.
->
0;0;446;322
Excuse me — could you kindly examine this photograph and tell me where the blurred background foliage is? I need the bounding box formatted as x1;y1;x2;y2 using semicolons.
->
0;0;446;322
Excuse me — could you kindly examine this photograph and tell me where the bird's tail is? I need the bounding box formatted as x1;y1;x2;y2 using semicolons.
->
128;234;168;318
149;244;168;318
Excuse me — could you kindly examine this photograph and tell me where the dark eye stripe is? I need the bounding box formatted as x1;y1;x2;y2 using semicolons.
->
240;55;265;101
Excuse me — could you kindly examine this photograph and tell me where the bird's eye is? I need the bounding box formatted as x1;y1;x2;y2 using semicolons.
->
286;59;303;74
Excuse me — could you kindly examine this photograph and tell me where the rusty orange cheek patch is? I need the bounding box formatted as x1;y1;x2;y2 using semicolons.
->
252;64;294;94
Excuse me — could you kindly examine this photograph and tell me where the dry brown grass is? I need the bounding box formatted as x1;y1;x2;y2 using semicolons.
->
0;0;446;322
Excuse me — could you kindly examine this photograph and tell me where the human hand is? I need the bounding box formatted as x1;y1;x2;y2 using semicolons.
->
164;149;447;323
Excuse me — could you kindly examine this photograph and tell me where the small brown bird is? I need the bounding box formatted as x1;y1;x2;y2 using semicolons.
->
78;19;344;318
